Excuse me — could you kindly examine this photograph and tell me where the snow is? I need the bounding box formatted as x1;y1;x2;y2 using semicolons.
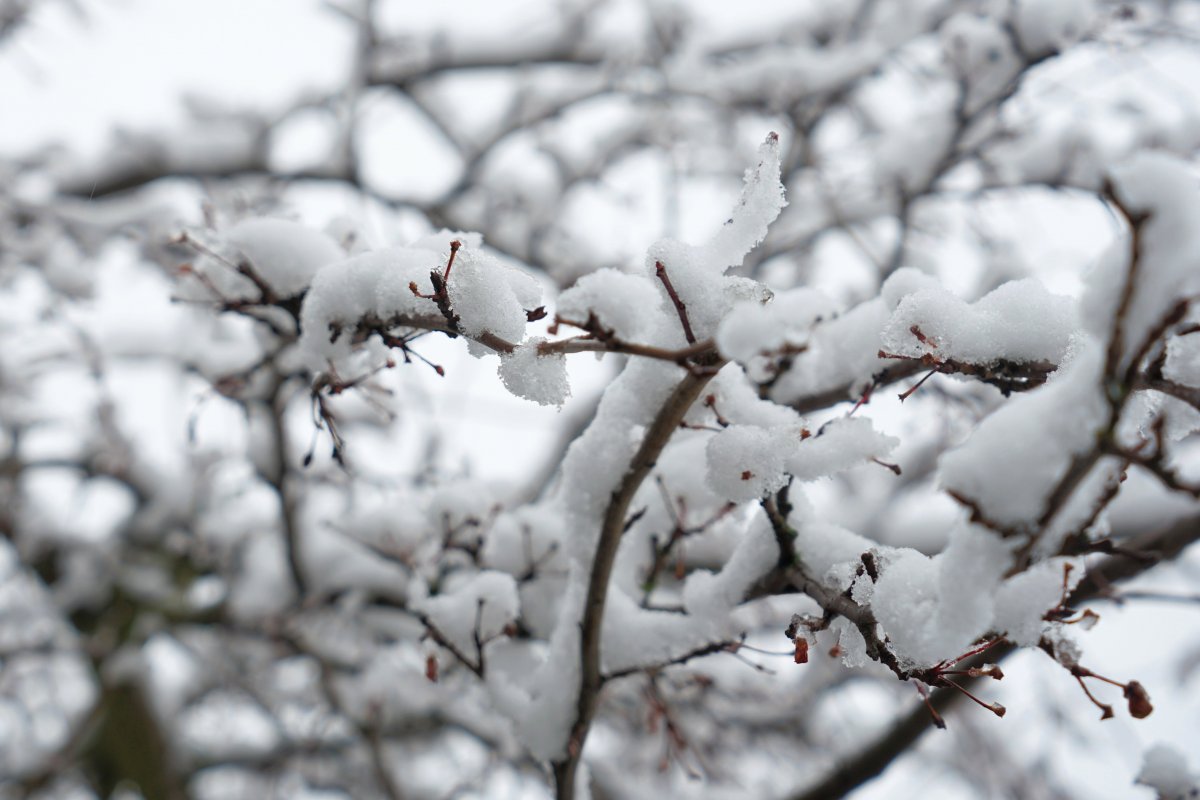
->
600;587;728;676
692;365;804;429
224;217;345;299
1101;152;1200;375
644;134;786;341
881;278;1076;365
682;511;779;617
939;340;1109;530
1013;0;1094;57
939;12;1021;114
768;268;941;406
447;245;542;347
498;339;570;407
556;269;663;341
1137;743;1200;799
298;245;443;367
705;424;794;502
793;519;875;589
993;557;1080;647
870;525;1012;669
787;417;898;482
716;287;835;365
1164;334;1200;389
414;570;520;656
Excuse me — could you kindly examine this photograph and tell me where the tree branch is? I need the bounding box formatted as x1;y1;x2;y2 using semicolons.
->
787;512;1200;800
553;357;725;800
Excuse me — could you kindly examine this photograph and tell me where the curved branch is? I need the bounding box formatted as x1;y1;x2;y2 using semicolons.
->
788;512;1200;800
553;357;725;800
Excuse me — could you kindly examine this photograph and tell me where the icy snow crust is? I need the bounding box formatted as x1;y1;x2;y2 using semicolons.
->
197;141;1196;760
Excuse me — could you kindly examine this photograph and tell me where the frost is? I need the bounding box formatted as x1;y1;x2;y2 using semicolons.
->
556;269;662;341
498;339;570;407
882;279;1076;365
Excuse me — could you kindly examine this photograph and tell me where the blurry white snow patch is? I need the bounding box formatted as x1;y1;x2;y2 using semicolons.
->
1137;743;1200;799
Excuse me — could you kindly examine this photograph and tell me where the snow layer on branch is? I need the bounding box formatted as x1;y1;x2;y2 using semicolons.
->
298;237;542;371
498;339;569;407
509;571;584;761
870;525;1012;669
447;246;541;346
993;557;1080;646
600;588;728;676
768;268;941;405
793;520;874;590
786;417;898;482
299;246;443;366
1165;334;1200;388
939;341;1107;529
670;44;885;109
882;279;1076;365
645;134;785;340
1013;0;1094;57
1091;152;1200;374
513;140;790;760
690;365;805;429
225;218;344;299
716;288;836;364
1137;744;1200;799
705;416;896;502
414;570;519;656
705;425;794;502
940;12;1021;114
556;269;662;341
682;512;779;617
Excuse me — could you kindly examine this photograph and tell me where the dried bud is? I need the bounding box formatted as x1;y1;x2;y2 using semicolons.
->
794;637;809;664
967;664;1004;681
425;654;439;683
1124;681;1153;719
